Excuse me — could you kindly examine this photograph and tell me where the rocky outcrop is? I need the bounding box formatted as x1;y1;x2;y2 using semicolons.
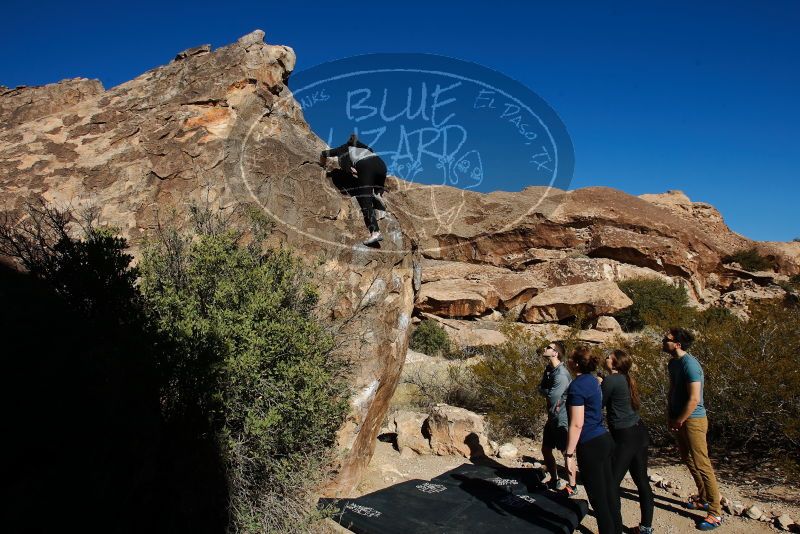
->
388;411;431;456
521;281;633;323
416;278;499;317
425;404;494;458
389;182;800;299
0;30;417;496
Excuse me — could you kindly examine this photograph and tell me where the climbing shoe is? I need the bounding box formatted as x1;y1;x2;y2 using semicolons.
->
697;514;722;530
685;495;710;511
559;484;580;498
363;232;383;246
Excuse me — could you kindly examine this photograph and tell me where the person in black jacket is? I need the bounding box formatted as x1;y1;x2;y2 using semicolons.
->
603;349;654;534
320;133;388;246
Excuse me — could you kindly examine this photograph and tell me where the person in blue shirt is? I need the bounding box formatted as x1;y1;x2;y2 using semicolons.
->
320;133;388;246
664;328;722;531
565;346;622;534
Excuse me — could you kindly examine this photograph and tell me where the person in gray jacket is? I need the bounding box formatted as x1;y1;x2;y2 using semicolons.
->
538;341;577;494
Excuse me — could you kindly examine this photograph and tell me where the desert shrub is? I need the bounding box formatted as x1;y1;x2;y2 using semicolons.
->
693;300;800;457
403;363;484;412
470;323;548;441
615;278;693;332
722;247;773;272
606;299;800;466
410;319;454;357
0;200;173;531
784;274;800;292
691;305;734;330
139;206;349;534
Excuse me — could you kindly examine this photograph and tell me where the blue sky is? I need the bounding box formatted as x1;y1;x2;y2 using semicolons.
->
2;0;798;241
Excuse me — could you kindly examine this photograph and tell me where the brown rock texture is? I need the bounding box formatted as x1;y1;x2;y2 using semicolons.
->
521;280;633;323
0;30;417;496
424;404;493;457
389;182;800;295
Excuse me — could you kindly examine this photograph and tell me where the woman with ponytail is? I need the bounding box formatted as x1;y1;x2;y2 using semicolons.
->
603;349;655;534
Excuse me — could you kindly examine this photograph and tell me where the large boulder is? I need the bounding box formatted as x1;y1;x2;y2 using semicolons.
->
0;30;417;496
521;281;633;323
424;404;494;458
416;278;499;317
420;259;543;310
389;410;431;455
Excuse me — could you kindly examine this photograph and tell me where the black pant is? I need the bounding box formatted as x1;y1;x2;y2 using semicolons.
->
577;432;623;534
353;156;387;233
611;421;654;528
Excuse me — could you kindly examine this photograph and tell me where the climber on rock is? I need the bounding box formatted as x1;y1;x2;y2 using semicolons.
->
319;133;388;246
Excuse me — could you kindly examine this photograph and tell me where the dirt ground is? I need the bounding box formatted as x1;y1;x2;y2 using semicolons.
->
349;439;800;533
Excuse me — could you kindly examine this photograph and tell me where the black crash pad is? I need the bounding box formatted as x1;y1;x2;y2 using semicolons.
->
320;463;588;533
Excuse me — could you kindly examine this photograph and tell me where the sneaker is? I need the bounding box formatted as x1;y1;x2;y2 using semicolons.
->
697;514;722;530
638;526;654;534
559;484;580;498
545;478;561;491
685;495;710;511
362;232;383;246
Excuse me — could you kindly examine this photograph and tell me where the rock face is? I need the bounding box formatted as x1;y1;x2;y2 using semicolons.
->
425;404;494;457
416;278;499;317
389;181;800;304
0;30;417;496
389;411;431;456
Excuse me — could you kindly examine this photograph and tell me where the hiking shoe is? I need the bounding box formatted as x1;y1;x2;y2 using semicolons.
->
559;484;580;498
363;232;383;246
685;495;710;511
697;514;722;530
545;478;562;491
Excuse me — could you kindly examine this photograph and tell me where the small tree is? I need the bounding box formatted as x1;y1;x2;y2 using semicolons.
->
722;247;773;272
410;319;454;357
614;278;693;332
139;206;349;533
470;323;548;440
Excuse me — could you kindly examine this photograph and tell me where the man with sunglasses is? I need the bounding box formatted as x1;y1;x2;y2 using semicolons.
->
664;328;722;530
538;341;577;495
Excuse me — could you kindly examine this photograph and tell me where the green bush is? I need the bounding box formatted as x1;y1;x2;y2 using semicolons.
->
402;363;485;413
722;247;773;272
614;278;693;332
607;299;800;467
410;320;454;357
470;324;548;441
139;207;349;534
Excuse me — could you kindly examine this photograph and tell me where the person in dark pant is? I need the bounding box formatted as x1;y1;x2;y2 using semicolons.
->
320;133;388;246
565;346;623;534
603;349;654;534
538;341;576;494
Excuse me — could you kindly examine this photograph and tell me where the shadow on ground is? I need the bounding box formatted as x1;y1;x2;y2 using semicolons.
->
0;264;227;533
